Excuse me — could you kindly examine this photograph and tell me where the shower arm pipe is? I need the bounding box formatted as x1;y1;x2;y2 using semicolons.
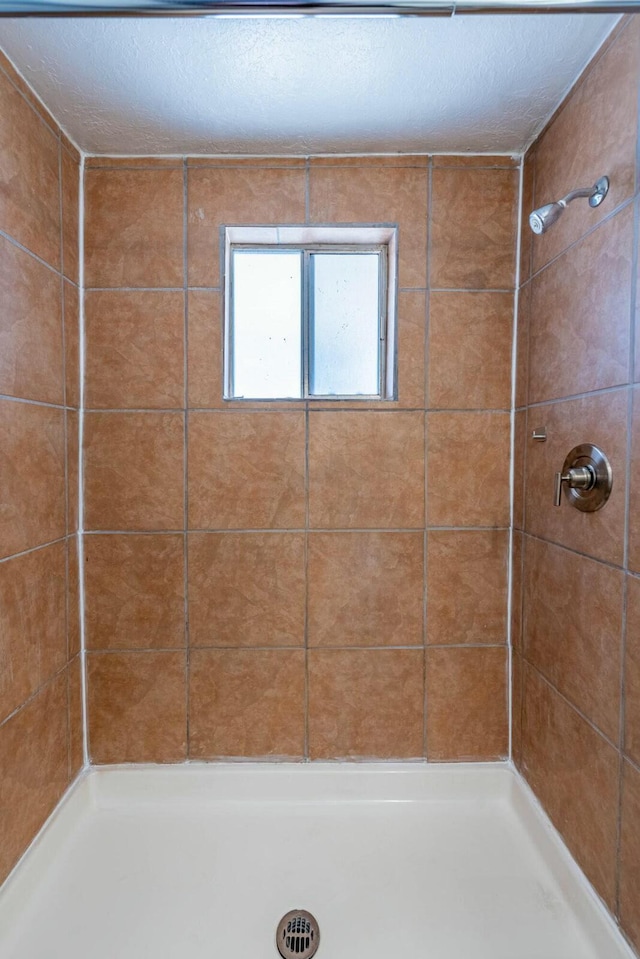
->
557;185;599;206
3;0;640;15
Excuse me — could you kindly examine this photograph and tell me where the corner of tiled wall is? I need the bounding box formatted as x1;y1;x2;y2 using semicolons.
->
513;15;640;952
0;46;83;885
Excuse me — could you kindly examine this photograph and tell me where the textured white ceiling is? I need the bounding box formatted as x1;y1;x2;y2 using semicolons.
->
0;14;618;155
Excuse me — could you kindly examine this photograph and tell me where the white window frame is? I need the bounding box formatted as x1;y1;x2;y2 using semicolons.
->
223;225;398;401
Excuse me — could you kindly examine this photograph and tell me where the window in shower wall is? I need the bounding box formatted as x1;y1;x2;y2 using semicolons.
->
224;226;397;400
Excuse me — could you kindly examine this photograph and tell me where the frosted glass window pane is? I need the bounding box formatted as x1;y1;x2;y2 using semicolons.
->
310;253;380;396
232;251;302;398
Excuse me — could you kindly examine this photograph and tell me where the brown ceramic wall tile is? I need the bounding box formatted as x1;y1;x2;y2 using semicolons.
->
516;282;530;410
519;151;535;285
396;292;427;408
0;542;67;723
188;290;222;408
528;205;633;404
524;390;628;566
187;167;306;287
188;412;305;529
188;533;305;647
189;649;305;758
531;19;640;274
620;759;640;952
310;156;428;169
629;388;640;572
427;291;513;409
84;168;184;288
430;167;518;290
426;411;510;527
426;530;508;646
308;165;428;289
0;53;59;135
511;653;523;771
85;157;184;169
0;237;63;404
61;147;79;285
88;651;187;763
0;400;66;558
84;534;185;650
67;655;84;778
64;282;80;409
188;157;306;169
85;291;185;409
511;530;524;653
625;575;640;766
432;155;519;169
637;203;640;383
67;535;80;658
84;412;185;531
309;411;424;528
513;409;527;531
0;69;60;270
308;532;423;647
426;646;508;761
308;649;424;759
0;674;69;885
66;409;79;535
520;664;619;909
523;536;623;742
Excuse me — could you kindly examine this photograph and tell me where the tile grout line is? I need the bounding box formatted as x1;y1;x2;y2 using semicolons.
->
183;159;191;760
507;153;526;762
423;158;433;760
58;133;73;781
77;151;90;767
86;642;511;655
0;228;69;281
304;158;311;761
614;181;639;919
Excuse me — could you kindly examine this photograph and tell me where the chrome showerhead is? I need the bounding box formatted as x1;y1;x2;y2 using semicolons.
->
529;175;609;235
529;202;564;235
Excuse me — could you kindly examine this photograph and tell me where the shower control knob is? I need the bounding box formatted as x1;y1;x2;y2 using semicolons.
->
553;443;612;512
554;466;594;506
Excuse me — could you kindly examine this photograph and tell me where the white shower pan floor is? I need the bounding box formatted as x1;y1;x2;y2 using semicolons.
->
0;763;634;959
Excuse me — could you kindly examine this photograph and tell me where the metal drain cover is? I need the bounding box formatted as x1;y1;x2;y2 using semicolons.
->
276;910;320;958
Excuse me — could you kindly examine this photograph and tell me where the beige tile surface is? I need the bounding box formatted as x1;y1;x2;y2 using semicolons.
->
189;649;305;758
426;646;508;761
523;536;623;742
0;236;64;405
0;400;66;558
85;291;185;409
88;651;187;763
188;412;305;529
308;648;424;759
0;542;67;723
188;533;305;647
84;534;185;650
427;291;513;410
308;531;424;647
430;167;518;290
84;413;185;531
85;168;184;288
520;664;619;909
309;411;425;528
426;411;510;527
426;529;508;645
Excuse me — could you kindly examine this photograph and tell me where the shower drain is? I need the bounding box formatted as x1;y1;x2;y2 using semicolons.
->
276;910;320;958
